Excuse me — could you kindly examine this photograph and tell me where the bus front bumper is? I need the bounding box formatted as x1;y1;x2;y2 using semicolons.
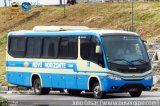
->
99;76;153;92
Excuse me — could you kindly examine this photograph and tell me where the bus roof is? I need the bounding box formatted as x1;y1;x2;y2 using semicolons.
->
8;26;139;36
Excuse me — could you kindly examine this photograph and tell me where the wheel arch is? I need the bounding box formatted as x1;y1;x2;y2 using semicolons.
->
88;75;102;91
30;73;43;87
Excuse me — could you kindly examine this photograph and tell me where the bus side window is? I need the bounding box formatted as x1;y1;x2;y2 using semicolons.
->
80;36;104;67
80;36;90;60
42;37;59;58
26;37;42;58
42;37;78;59
9;37;26;58
58;37;78;59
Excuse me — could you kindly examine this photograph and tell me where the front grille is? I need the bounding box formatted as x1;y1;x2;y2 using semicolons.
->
117;68;147;73
119;84;145;91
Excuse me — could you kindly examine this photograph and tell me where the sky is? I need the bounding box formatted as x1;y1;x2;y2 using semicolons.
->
0;0;66;7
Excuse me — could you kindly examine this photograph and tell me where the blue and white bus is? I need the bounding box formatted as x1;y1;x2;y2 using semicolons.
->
6;26;153;99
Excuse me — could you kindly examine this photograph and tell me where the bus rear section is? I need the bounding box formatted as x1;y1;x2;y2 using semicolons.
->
6;26;153;99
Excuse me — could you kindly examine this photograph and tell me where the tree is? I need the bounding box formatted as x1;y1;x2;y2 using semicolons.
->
4;0;7;7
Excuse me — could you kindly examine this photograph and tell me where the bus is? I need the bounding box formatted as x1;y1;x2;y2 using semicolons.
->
6;26;153;99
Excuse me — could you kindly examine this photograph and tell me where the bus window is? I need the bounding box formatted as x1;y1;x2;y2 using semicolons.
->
58;37;78;59
9;37;26;58
80;36;90;60
26;37;42;58
42;37;59;58
80;36;104;67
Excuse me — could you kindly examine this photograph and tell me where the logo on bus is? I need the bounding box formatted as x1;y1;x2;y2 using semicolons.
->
24;62;29;67
45;62;66;69
32;62;67;69
132;75;136;78
32;62;43;68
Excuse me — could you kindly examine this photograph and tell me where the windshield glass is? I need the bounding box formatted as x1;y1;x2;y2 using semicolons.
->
101;34;149;65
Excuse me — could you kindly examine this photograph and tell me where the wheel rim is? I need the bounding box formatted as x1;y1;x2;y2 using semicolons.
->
35;81;41;93
94;85;101;97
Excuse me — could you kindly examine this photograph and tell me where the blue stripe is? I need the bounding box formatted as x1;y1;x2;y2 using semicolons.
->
6;61;77;72
6;61;153;79
78;70;153;79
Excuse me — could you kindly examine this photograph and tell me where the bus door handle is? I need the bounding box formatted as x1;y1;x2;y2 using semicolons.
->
19;74;22;78
61;76;64;79
77;77;80;80
48;76;52;79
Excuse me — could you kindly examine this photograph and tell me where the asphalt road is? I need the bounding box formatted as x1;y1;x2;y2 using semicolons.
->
0;91;160;106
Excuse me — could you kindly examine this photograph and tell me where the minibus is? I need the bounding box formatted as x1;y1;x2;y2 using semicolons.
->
6;26;153;98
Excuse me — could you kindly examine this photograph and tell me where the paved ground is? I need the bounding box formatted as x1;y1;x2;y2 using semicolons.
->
0;91;160;106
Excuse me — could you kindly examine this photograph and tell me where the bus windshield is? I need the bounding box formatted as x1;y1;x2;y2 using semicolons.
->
101;34;149;65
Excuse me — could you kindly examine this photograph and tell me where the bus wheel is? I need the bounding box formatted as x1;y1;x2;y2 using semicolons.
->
67;90;82;95
33;78;43;95
129;91;142;97
92;82;104;99
59;89;64;93
43;88;50;95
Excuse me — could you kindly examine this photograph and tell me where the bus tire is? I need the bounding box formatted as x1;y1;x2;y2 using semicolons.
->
59;89;64;93
43;88;50;95
67;90;82;95
129;91;142;97
33;78;44;95
92;82;104;99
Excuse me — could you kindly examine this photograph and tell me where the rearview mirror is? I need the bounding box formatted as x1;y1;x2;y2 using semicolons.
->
95;45;101;54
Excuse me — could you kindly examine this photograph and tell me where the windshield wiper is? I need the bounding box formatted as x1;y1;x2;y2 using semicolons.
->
130;59;147;64
108;59;134;66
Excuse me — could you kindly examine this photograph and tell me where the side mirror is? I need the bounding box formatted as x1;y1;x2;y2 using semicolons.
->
142;40;149;50
144;43;149;50
142;39;147;43
95;45;101;54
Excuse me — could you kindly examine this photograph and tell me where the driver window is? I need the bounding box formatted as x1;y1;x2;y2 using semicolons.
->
80;36;104;67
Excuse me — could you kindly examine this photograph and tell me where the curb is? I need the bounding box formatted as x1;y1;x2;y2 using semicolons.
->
151;87;160;91
0;91;63;94
0;91;33;94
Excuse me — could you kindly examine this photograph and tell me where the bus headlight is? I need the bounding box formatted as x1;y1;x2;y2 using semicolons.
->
107;75;122;80
144;76;152;80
